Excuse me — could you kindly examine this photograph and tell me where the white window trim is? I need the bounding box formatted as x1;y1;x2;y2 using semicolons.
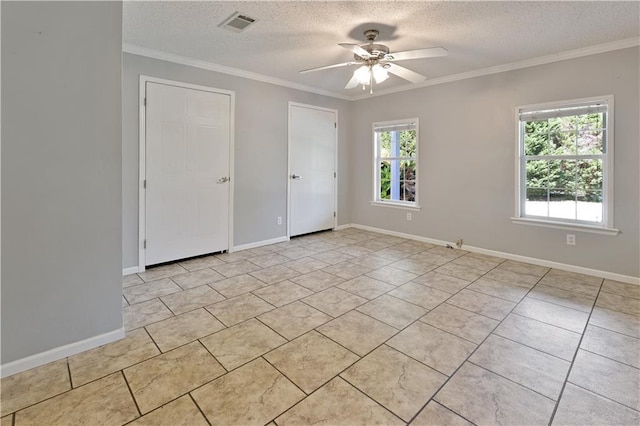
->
372;118;420;209
370;200;422;211
513;95;616;234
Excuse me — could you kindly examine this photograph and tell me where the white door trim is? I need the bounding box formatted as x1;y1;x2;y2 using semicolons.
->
287;102;338;238
138;75;235;272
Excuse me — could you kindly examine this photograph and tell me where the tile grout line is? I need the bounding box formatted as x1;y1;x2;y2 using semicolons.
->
188;392;213;426
524;293;597;314
490;332;576;363
507;310;585;334
465;359;557;402
547;278;604;426
65;358;74;389
253;315;304;342
260;355;324;401
156;292;181;317
578;347;640;371
561;381;640;413
586;322;640;340
430;400;479;426
119;370;143;419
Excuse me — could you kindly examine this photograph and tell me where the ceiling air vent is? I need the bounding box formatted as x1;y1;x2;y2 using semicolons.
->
220;12;257;33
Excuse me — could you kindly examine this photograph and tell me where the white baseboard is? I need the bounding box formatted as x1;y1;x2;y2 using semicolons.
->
334;223;352;230
123;266;141;276
352;224;452;247
351;223;640;285
233;236;289;252
1;327;125;378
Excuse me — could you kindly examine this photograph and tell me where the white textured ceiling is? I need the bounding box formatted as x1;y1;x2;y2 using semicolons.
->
123;1;640;98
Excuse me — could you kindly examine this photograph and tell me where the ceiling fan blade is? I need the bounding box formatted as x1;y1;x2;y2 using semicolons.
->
338;43;371;58
386;63;427;84
344;72;360;89
299;61;358;74
386;47;448;61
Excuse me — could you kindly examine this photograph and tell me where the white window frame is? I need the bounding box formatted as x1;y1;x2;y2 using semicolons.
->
371;118;421;210
512;95;618;235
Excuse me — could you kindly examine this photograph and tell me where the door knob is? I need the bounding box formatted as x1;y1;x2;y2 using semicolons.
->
217;177;229;183
291;174;301;180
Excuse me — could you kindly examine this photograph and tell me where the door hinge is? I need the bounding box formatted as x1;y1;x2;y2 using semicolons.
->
334;172;336;178
143;97;147;107
334;211;336;218
143;239;147;249
334;122;337;128
143;179;147;189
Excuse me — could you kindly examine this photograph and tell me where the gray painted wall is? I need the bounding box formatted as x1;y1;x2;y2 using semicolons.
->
349;48;639;277
1;2;123;363
122;53;352;269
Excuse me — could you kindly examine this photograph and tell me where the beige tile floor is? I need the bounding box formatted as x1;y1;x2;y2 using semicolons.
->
2;228;640;425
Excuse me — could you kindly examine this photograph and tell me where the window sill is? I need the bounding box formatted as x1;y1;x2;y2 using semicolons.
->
370;201;422;211
510;217;619;236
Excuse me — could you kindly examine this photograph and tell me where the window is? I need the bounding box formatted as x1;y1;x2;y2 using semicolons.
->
373;119;419;208
516;96;614;230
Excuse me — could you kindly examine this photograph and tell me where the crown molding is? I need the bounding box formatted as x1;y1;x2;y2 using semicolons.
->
124;37;639;102
122;43;351;101
352;37;640;100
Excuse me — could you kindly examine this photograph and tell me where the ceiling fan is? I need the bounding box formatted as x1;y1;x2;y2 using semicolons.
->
300;29;447;94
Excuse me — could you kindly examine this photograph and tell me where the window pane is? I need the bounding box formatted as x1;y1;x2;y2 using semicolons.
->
400;160;416;181
525;187;549;217
577;191;603;222
549;130;576;155
526;160;548;188
380;180;391;199
379;161;391;200
526;187;548;203
399;130;417;157
576;160;603;191
575;112;604;130
401;180;416;202
549;190;576;220
380;160;403;201
548;160;576;192
556;115;577;132
577;130;604;154
524;129;549;155
378;133;391;157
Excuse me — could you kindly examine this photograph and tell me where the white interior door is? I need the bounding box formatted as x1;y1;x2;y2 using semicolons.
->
289;104;337;237
145;82;230;265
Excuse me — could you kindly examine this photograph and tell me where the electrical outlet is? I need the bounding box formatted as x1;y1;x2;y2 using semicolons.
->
277;216;282;225
406;213;412;221
566;234;576;245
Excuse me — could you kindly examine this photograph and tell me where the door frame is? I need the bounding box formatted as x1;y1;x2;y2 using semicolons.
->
287;102;338;238
138;75;235;272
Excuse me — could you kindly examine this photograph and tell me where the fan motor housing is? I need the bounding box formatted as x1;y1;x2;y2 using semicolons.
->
354;43;389;61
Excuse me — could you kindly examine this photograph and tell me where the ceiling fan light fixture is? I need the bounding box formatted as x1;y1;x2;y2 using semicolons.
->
372;64;389;83
354;65;371;85
299;28;446;94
